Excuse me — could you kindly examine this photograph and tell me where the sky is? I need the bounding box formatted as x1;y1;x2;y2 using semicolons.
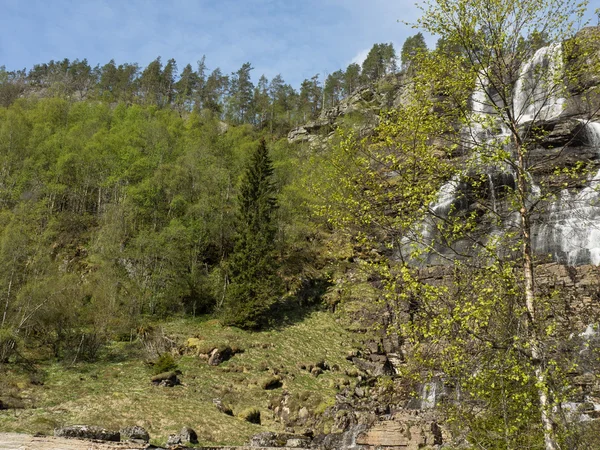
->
0;1;597;89
0;0;426;88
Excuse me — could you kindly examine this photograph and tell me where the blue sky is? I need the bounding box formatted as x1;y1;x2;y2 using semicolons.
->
0;1;597;88
0;0;424;87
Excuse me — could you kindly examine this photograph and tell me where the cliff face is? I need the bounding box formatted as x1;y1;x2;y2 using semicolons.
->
284;28;600;449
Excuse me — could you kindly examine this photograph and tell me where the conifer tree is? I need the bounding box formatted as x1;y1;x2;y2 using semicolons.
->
222;138;280;329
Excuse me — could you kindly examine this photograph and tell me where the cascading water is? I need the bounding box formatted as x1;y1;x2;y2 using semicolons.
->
533;122;600;265
513;43;566;124
415;42;600;266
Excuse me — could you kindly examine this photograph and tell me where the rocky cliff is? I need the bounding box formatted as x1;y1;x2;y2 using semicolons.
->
284;27;600;449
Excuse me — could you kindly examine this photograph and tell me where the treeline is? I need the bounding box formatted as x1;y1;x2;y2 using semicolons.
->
0;96;321;361
0;41;410;134
0;35;431;361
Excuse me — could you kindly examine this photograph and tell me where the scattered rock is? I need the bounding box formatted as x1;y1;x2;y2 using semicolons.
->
298;407;310;420
208;346;233;366
315;360;329;371
286;437;311;448
166;433;181;446
310;367;323;377
250;431;278;447
54;425;120;442
213;398;233;416
178;426;198;444
166;426;198;447
150;371;181;387
352;356;395;377
120;425;150;443
249;431;311;448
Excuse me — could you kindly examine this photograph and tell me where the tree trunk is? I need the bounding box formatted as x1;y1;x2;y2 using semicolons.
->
516;146;559;450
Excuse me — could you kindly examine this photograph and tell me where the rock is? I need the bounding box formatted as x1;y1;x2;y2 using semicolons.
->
574;373;596;385
355;413;442;450
212;398;233;416
315;360;329;371
365;340;381;354
208;346;233;366
346;349;361;361
249;431;278;447
298;407;309;420
286;437;311;448
54;425;120;442
310;367;323;377
178;426;198;444
166;433;181;446
352;356;395;377
249;431;310;448
150;371;180;387
120;425;150;443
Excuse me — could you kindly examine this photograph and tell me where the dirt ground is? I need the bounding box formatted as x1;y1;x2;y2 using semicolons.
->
0;433;150;450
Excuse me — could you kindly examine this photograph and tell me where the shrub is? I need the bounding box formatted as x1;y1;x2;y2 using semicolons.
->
152;353;178;375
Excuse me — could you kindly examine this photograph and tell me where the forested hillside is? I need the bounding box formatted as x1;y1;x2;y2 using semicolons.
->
3;0;600;448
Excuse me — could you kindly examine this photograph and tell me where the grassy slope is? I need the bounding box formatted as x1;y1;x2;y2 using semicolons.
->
0;310;361;446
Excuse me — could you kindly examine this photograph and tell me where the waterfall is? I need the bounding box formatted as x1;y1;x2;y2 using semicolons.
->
431;177;460;216
488;173;497;213
419;42;600;266
420;382;437;409
533;122;600;265
513;43;566;124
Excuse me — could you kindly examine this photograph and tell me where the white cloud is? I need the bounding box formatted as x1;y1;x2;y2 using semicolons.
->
350;48;370;66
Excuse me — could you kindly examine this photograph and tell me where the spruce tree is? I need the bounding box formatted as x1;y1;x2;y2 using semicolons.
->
222;138;280;329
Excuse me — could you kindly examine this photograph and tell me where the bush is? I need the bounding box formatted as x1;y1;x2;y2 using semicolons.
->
152;353;178;375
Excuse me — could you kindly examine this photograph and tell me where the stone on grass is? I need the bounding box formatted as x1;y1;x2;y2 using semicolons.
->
150;371;181;387
213;398;234;416
120;425;150;443
54;425;120;442
179;426;198;444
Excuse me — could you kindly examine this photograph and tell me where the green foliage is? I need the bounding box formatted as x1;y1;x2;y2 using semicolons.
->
400;33;428;71
222;139;282;329
152;353;178;375
361;43;397;83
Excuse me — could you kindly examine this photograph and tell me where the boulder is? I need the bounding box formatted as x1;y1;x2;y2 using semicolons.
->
151;371;180;387
352;356;395;377
179;426;198;444
208;346;233;366
167;426;198;446
250;431;278;447
166;433;181;446
54;425;120;442
120;425;150;443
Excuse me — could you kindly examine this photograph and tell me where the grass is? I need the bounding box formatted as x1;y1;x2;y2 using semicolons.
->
0;310;361;446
